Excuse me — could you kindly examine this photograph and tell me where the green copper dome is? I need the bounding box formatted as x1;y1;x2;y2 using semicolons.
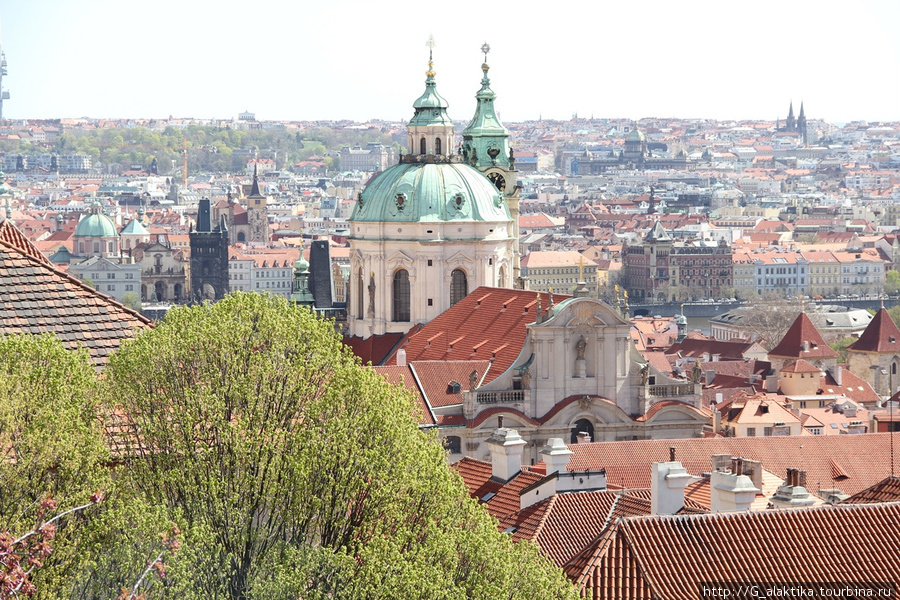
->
409;69;453;128
351;162;509;223
75;203;118;238
626;128;646;142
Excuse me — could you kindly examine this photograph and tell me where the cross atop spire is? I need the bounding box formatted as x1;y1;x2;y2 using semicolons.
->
481;42;490;62
426;35;436;77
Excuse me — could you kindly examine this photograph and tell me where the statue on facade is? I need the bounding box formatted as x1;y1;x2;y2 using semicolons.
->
367;274;376;316
520;367;531;389
640;363;649;386
575;336;587;361
469;369;478;391
691;360;703;384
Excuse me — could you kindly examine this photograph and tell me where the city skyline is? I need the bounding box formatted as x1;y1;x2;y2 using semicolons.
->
2;0;899;124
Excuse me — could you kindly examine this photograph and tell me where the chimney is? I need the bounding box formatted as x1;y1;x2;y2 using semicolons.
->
576;431;592;444
486;428;527;481
709;457;760;512
770;468;815;509
712;354;720;362
396;348;407;367
829;365;842;386
539;438;573;475
801;341;810;352
651;448;694;515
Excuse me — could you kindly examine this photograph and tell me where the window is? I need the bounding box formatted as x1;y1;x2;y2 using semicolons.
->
420;137;426;155
763;427;773;437
435;137;442;155
746;427;756;436
392;269;410;322
443;436;461;454
450;268;468;306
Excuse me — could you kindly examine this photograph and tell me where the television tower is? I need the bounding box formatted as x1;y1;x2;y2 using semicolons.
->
0;17;8;120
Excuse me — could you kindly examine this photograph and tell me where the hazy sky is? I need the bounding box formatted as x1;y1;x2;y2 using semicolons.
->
2;0;899;124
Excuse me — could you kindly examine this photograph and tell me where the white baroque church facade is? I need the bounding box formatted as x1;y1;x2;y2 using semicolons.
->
348;47;520;339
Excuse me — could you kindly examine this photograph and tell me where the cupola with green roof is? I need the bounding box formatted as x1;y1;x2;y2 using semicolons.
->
405;36;455;158
74;201;120;258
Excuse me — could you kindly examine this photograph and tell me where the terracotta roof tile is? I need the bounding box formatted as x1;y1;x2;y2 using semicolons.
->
387;286;570;385
582;503;900;599
0;236;152;367
565;434;895;497
843;476;900;504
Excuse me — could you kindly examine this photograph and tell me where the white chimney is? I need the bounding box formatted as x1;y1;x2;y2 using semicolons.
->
709;458;759;512
576;431;592;444
651;448;694;515
396;348;407;367
486;428;527;481
540;438;573;475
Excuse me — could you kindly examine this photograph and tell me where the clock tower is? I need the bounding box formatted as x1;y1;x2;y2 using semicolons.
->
461;44;522;286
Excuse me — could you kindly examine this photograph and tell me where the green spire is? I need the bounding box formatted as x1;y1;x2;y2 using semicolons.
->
462;43;511;168
408;36;453;128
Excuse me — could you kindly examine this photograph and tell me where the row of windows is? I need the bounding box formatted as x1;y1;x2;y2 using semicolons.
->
105;284;134;292
355;268;473;321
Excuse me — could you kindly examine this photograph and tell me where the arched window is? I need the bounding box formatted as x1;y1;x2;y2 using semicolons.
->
450;269;468;306
357;269;364;318
570;418;595;444
498;265;506;288
435;137;442;155
237;232;246;242
420;137;427;155
443;436;461;455
393;269;410;322
893;362;897;376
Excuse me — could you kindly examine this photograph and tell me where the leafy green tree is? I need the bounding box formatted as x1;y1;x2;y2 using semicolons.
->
120;292;142;313
0;335;109;598
106;293;576;600
885;270;900;296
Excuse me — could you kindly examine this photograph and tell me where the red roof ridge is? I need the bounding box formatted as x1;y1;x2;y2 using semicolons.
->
768;312;837;359
848;308;900;354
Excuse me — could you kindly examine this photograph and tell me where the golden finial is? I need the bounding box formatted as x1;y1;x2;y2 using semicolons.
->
426;35;436;77
578;256;586;281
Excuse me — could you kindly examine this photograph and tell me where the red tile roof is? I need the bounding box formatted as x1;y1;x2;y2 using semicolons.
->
451;457;543;519
579;503;900;599
848;308;900;353
386;287;570;385
497;491;621;567
0;237;152;366
563;434;895;497
408;360;491;408
843;476;900;504
768;312;838;360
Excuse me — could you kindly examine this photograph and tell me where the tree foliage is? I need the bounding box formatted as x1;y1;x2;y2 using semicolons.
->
105;293;575;600
0;335;109;598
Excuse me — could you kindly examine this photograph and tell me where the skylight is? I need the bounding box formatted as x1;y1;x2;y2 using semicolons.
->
480;492;497;502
